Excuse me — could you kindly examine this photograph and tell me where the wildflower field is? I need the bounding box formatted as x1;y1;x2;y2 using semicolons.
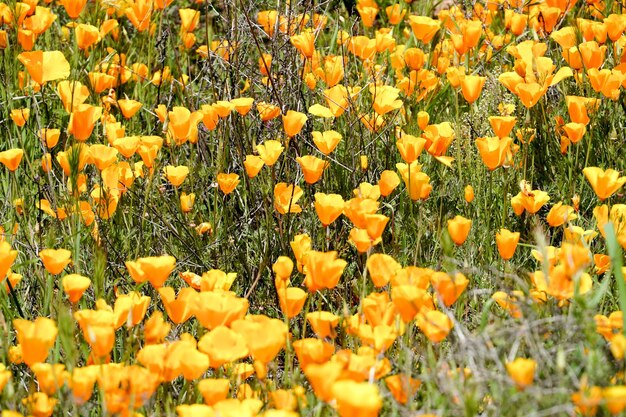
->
3;0;626;415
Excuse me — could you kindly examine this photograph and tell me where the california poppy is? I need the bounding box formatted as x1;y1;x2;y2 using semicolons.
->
13;317;58;366
256;140;284;166
583;167;626;200
62;274;91;303
496;229;520;260
217;173;240;195
506;358;536;389
125;255;176;288
314;193;344;227
0;149;24;171
282;110;307;137
39;248;71;275
17;50;70;85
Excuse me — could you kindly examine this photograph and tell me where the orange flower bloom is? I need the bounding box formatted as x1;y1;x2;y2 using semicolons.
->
157;287;197;324
475;136;513;171
306;311;339;339
68;104;102;142
312;130;342;155
198;326;249;369
367;254;401;288
13;317;58;366
396;134;426;163
193;291;248;329
297;155;327;184
506;358;536;389
396;162;432;201
256;140;284;166
460;75;486;103
117;99;143;119
416;310;453;343
61;274;91;303
163;165;189;187
385;374;421;404
431;272;468;307
583;167;626;200
331;380;382;417
314;193;344;227
282;110;307;137
496;229;520;260
0;149;24;171
447;215;472;245
198;379;230;405
217;173;240;195
408;15;440;43
231;317;287;364
290;29;314;58
17;50;70;85
10;108;29;127
274;183;303;214
39;248;71;275
304;250;347;292
243;155;264;178
125;255;176;288
278;286;307;318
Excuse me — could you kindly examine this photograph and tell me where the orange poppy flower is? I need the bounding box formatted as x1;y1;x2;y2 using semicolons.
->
489;116;517;138
61;274;91;303
304;361;344;401
331;380;382;417
217;173;240;195
193;291;248;329
180;192;195;213
13;317;58;366
460;75;486;103
277;286;307;318
157;287;197;324
274;183;303;214
293;338;335;370
407;15;441;43
163;165;189;187
144;312;171;345
396;134;426;163
125;255;176;288
506;358;536;389
0;149;24;171
198;378;230;405
415;310;453;343
583;167;626;200
475;136;513;171
231;316;287;364
198;326;249;369
431;272;468;307
244;155;265;178
378;170;400;197
68;104;102;142
282;110;307;137
10;108;29;127
0;241;18;281
385;374;421;404
304;250;347;292
17;50;70;85
312;130;342;155
39;248;71;275
257;102;281;121
297;155;327;184
290;29;314;58
230;97;254;115
447;215;472;245
117;99;143;119
495;229;520;260
31;363;68;395
306;311;340;339
256;140;284;166
314;193;344;227
396;162;432;201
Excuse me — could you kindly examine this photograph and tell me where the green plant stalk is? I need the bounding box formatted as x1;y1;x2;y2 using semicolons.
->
606;222;626;337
